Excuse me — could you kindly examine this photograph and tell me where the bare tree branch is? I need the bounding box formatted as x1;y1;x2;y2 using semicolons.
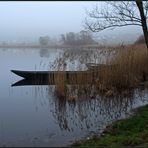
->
143;1;148;17
85;1;144;32
85;1;148;49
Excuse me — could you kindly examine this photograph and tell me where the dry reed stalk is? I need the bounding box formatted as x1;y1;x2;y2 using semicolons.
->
50;44;148;98
54;72;67;98
97;44;148;91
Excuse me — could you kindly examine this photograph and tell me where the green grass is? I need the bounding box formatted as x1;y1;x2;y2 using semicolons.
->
72;104;148;147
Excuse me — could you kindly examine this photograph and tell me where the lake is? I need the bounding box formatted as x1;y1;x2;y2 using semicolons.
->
0;48;148;147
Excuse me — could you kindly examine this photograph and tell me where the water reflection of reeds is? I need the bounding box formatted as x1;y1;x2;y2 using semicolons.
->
49;86;148;132
14;80;147;135
12;77;148;145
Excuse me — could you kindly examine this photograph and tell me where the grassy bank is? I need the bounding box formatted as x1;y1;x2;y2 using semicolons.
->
72;104;148;147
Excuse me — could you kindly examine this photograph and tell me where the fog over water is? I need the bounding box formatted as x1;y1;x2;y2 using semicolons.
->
0;1;143;45
0;2;147;146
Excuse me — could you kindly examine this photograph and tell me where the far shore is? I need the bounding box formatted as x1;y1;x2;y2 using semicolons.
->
0;44;131;50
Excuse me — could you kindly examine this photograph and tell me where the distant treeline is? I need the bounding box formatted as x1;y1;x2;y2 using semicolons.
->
0;44;105;49
0;32;145;48
38;30;98;47
60;30;97;46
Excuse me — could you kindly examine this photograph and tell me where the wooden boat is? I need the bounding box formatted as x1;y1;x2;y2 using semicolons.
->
11;63;119;86
11;78;49;86
86;63;118;71
11;69;98;86
11;77;94;86
11;69;98;80
11;70;50;80
11;63;118;80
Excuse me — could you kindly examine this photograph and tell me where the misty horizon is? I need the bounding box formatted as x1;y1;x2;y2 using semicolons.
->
0;1;143;45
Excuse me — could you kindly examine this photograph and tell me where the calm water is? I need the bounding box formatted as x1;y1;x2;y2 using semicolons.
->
0;48;148;147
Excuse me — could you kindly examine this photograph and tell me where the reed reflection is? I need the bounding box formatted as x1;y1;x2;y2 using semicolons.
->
52;87;148;132
39;48;50;58
12;78;147;133
10;48;148;142
51;84;136;132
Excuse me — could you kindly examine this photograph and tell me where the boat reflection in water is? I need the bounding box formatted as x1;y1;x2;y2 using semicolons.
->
12;78;50;86
11;69;96;86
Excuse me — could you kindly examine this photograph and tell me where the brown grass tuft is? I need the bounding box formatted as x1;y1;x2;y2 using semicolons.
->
50;44;148;98
97;44;148;91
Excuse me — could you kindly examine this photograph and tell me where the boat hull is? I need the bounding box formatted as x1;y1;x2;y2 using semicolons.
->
11;70;98;80
11;70;50;80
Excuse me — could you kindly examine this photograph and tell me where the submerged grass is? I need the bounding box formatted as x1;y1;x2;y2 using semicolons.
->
72;104;148;147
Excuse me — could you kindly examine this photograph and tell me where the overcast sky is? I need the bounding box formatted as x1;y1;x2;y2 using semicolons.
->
0;1;143;44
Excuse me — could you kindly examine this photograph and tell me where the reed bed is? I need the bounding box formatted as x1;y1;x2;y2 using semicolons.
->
49;44;148;99
96;44;148;92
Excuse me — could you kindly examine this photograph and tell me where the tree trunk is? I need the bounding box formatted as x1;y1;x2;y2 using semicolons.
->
136;0;148;49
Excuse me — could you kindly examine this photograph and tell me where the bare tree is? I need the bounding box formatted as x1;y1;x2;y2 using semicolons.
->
85;0;148;49
136;0;148;48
